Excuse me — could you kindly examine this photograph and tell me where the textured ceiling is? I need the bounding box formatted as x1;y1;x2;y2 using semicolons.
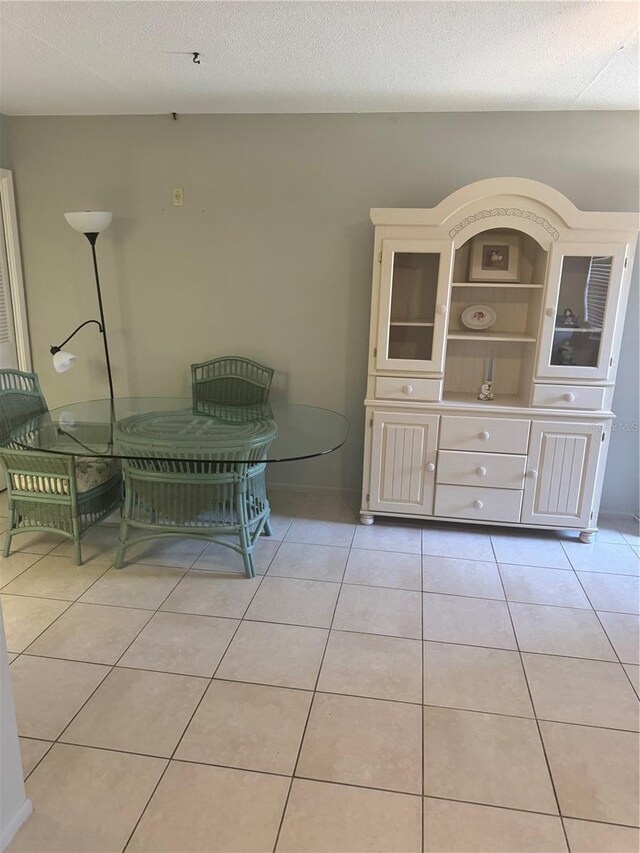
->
0;1;638;115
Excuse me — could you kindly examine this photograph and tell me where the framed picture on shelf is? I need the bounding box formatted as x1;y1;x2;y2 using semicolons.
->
470;232;520;281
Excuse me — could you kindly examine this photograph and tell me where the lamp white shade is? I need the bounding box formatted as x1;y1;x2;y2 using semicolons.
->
52;350;76;373
64;211;112;234
58;411;78;431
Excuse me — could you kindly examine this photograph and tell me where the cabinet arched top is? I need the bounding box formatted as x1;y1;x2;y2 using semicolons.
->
371;177;639;234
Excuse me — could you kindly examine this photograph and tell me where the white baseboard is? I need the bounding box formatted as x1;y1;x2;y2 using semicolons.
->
1;798;32;851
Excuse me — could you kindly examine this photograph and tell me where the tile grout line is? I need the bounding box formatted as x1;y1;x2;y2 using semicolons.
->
570;565;640;697
270;510;357;853
14;538;202;816
1;549;73;669
0;549;56;590
119;497;301;853
13;622;639;673
7;576;640;612
6;505;639;848
492;536;572;853
52;559;193;751
119;532;279;852
37;533;220;776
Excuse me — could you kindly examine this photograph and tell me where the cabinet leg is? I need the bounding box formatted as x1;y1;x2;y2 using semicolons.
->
579;529;597;544
360;512;375;526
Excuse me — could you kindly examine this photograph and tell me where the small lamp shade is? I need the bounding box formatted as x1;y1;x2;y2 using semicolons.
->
52;350;76;373
58;411;78;431
64;211;112;234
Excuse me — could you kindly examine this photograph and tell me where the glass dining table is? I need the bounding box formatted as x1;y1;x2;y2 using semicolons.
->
5;397;349;463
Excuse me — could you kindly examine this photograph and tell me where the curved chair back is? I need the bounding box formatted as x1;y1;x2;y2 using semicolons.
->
115;417;278;575
0;369;47;441
0;369;121;565
191;356;274;406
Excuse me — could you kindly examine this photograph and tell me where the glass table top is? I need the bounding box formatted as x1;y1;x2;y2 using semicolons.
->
4;398;349;463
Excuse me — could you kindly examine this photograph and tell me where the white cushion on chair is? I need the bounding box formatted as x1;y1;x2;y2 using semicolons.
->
74;457;121;493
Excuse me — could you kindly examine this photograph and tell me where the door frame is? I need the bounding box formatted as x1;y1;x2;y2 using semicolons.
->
0;169;31;371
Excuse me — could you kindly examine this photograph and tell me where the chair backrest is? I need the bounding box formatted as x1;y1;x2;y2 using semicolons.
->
116;409;278;477
191;357;274;405
0;370;48;442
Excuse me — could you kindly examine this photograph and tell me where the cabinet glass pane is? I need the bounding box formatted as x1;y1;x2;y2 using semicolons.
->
551;255;612;368
388;252;439;361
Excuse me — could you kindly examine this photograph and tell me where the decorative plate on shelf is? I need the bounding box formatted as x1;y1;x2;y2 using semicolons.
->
461;304;497;330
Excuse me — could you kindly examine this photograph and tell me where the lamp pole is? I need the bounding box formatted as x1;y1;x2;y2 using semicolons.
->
85;232;115;402
60;212;115;405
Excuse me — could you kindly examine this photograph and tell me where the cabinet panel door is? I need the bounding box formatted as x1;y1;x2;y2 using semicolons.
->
521;421;603;527
537;242;627;381
376;240;453;374
369;412;439;515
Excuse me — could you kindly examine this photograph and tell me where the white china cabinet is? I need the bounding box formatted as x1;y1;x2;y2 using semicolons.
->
360;179;638;541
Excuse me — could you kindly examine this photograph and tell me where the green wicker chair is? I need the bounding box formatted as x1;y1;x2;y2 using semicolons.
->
191;357;275;537
0;369;121;565
191;356;274;406
115;419;277;577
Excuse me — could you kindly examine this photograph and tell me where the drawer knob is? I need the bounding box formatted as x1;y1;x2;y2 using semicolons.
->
546;307;556;317
479;431;490;441
528;469;539;480
436;304;447;315
476;466;487;477
563;392;576;402
425;462;436;472
403;385;414;395
473;499;484;510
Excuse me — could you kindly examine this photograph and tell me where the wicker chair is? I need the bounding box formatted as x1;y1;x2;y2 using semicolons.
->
0;369;121;565
115;422;277;577
191;356;275;538
191;356;274;406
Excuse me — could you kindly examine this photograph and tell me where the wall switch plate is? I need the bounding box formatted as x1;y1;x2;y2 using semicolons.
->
172;187;184;207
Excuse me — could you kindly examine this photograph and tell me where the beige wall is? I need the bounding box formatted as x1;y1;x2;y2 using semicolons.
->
7;112;639;510
0;114;10;168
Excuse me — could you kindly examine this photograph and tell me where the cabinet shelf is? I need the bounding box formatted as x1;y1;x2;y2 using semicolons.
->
452;281;544;289
554;326;602;334
442;391;531;409
390;320;434;327
447;330;537;343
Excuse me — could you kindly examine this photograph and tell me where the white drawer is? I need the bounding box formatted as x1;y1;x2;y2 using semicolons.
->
439;416;530;454
437;450;526;490
435;484;523;523
532;384;606;411
375;376;442;402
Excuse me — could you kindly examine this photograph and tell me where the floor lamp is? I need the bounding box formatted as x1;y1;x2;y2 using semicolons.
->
50;211;115;401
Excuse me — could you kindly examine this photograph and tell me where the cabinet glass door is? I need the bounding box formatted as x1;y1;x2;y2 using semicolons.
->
376;239;453;373
537;242;627;380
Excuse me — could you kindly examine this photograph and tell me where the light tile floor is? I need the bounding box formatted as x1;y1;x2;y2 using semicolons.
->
1;490;639;853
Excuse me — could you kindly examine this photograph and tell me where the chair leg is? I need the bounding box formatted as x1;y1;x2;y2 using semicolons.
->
71;515;83;566
2;528;13;558
262;516;273;537
241;545;255;579
3;497;16;557
235;486;255;579
115;518;128;569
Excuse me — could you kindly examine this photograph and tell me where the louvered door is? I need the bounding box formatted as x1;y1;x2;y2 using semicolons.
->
0;204;18;370
368;412;438;514
521;421;602;527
